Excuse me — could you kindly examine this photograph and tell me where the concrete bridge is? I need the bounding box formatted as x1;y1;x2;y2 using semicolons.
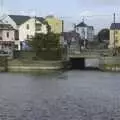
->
65;48;113;69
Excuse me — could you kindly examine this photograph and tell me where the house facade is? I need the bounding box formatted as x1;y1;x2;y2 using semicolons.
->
75;21;94;41
109;23;120;48
46;15;63;34
0;23;15;50
2;15;48;50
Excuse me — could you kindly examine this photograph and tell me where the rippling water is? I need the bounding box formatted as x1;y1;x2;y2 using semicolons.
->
0;71;120;120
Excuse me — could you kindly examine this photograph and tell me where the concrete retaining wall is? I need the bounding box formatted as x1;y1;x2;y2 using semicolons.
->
99;57;120;72
8;60;64;72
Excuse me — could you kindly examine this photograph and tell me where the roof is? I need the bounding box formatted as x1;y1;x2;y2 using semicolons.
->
76;22;88;27
0;24;14;30
9;15;30;25
9;15;48;25
110;23;120;30
36;17;47;24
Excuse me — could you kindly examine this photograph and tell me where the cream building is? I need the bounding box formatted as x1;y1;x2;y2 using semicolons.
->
45;15;63;34
109;23;120;48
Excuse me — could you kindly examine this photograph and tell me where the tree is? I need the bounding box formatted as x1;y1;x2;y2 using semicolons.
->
98;28;110;42
28;33;61;58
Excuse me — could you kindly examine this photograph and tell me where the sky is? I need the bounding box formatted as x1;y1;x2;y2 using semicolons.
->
1;0;120;33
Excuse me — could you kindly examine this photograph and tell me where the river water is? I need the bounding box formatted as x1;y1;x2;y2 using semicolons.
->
0;71;120;120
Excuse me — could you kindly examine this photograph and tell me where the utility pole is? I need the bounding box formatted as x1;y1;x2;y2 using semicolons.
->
113;13;116;55
62;20;64;33
0;0;3;14
34;16;37;35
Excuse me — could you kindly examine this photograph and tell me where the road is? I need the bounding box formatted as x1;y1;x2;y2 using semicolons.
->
0;71;120;120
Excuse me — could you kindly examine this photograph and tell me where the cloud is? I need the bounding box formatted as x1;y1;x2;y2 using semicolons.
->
78;0;120;6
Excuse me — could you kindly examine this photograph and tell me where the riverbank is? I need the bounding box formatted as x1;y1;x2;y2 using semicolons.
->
8;59;64;72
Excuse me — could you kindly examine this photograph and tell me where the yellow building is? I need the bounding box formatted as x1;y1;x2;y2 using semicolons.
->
109;23;120;48
45;15;63;34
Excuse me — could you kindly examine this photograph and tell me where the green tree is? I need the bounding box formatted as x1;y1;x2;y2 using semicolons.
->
98;28;110;42
28;33;61;59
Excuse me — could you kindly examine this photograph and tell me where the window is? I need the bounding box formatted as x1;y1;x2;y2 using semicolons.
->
0;37;2;40
15;30;19;40
7;32;9;38
115;30;118;34
36;24;42;31
14;45;18;50
27;35;29;39
115;36;119;43
26;24;29;30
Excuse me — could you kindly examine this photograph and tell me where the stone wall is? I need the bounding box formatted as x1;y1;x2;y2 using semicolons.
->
0;56;8;72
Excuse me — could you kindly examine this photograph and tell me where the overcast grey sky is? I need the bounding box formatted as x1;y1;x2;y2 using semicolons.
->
1;0;120;33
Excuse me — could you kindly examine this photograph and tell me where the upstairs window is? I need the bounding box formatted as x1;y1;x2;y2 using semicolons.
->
27;35;29;39
36;24;42;31
26;24;29;30
7;32;9;38
15;30;19;40
0;37;2;40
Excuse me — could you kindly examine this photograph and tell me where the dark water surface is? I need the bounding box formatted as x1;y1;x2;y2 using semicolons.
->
0;71;120;120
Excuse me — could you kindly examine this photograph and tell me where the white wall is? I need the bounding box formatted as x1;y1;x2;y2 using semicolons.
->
87;28;94;41
2;30;14;41
19;18;47;41
76;27;88;39
85;58;99;68
76;26;94;41
3;16;17;29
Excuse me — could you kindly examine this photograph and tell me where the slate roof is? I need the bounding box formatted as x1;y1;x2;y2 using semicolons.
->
9;15;47;25
76;22;88;27
36;17;47;24
110;23;120;30
9;15;30;25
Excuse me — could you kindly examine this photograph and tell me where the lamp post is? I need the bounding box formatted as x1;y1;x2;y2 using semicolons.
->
0;0;3;14
113;13;117;56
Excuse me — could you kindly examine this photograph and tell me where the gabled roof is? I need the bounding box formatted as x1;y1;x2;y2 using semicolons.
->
110;23;120;30
9;15;30;25
9;15;47;25
76;22;88;27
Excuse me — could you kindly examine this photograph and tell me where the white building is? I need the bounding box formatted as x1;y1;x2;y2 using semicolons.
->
0;23;15;50
75;21;94;41
2;15;48;50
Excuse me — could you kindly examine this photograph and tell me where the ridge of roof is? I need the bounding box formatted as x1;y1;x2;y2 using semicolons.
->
76;22;88;27
9;15;30;25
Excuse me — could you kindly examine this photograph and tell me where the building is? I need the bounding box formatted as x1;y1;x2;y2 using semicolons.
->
45;15;63;34
109;23;120;48
62;31;81;49
0;23;15;50
2;15;48;50
75;21;94;41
